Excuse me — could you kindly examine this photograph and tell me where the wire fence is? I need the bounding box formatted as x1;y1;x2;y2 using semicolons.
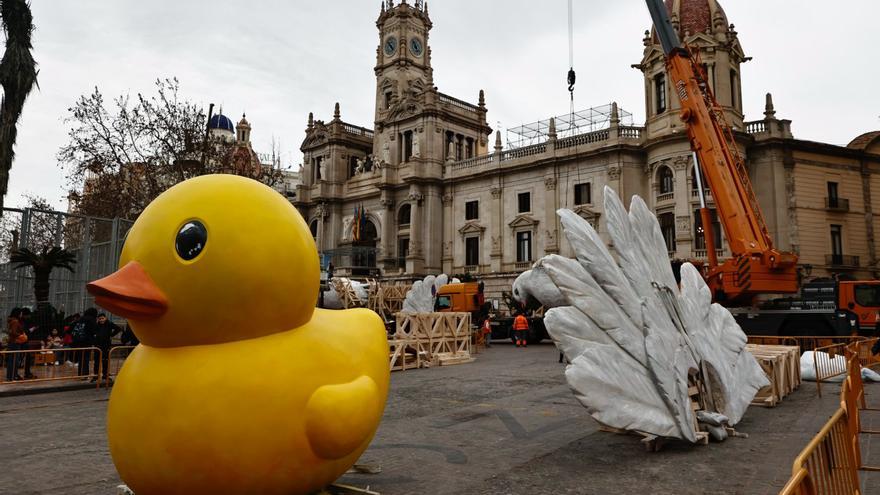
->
0;207;133;319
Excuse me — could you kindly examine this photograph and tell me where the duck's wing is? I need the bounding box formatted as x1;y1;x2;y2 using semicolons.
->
305;375;383;460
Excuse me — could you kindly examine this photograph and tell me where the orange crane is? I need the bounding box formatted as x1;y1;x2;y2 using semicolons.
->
645;0;798;305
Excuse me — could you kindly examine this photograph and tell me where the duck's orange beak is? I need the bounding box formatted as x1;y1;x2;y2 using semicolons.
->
87;261;168;319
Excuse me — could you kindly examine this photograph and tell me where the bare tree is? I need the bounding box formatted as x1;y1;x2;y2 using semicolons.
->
0;0;38;212
0;193;59;262
58;78;282;219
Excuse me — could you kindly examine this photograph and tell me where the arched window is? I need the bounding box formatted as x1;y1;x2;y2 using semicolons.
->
398;204;411;226
309;220;318;239
659;166;674;194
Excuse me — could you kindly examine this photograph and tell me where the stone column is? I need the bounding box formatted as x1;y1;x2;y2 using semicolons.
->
490;186;503;273
379;197;395;272
544;177;559;254
673;156;692;258
406;189;425;275
441;192;454;273
424;186;442;273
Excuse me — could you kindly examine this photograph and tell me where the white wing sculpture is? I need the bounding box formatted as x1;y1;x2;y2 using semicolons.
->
402;274;458;313
522;186;768;442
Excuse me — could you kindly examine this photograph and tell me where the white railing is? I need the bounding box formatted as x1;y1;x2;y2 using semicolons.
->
557;129;609;149
656;192;674;203
690;189;713;199
745;121;766;134
343;123;374;139
693;249;724;259
502;143;547;161
619;126;644;139
438;93;480;114
452;154;495;170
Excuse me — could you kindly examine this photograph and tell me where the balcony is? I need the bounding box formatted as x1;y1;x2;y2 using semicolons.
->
694;249;724;259
690;189;713;200
826;254;859;268
656;192;674;203
825;197;850;212
514;261;532;271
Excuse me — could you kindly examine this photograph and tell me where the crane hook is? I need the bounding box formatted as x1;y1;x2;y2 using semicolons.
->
567;67;576;99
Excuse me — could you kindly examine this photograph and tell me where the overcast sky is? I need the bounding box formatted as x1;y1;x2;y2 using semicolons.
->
5;0;879;210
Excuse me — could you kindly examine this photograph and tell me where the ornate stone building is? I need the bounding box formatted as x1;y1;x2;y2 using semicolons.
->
296;0;880;299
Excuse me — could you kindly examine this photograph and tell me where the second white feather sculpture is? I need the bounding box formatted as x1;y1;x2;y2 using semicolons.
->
522;186;768;442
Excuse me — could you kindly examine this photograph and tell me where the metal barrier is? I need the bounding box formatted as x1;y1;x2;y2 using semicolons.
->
0;346;103;389
813;343;849;397
102;345;136;387
779;339;880;494
747;335;867;353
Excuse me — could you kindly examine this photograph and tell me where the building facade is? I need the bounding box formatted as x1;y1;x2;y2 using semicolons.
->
296;0;880;298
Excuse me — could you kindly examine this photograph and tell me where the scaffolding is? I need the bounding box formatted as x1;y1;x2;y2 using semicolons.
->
506;103;634;149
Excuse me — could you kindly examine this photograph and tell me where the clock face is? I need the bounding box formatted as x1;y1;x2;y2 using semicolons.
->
410;38;423;57
384;37;398;56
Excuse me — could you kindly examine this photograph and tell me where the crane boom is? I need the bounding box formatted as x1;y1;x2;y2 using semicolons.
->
644;0;798;303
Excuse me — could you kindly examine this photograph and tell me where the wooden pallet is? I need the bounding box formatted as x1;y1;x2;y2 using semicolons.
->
746;344;801;407
389;312;473;371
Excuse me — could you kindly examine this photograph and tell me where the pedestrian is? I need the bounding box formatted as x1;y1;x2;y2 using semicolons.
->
20;308;41;379
71;308;98;377
46;329;63;365
513;312;529;348
481;316;492;348
120;323;139;347
4;308;24;381
61;325;74;365
94;313;122;382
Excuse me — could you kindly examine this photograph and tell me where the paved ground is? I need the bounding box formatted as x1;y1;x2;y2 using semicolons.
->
1;342;877;495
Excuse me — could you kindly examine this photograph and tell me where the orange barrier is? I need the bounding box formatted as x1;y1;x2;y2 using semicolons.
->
779;339;880;494
813;343;849;397
747;335;867;353
101;345;136;387
1;346;103;389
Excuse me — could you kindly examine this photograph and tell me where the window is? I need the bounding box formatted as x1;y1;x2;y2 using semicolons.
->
349;156;358;178
516;231;532;262
456;136;464;161
659;167;674;194
465;200;479;220
655;73;667;115
385;92;392;109
574;182;592;205
827;182;840;208
398;204;411;226
691;165;706;191
830;224;843;256
403;131;413;162
693;209;721;250
465;237;480;266
435;295;452;311
729;69;738;109
854;285;880;307
309;220;318;239
313;156;322;181
518;192;531;213
659;212;676;253
465;138;474;159
397;237;409;266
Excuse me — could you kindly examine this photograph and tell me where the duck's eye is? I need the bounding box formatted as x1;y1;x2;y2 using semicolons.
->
176;221;207;260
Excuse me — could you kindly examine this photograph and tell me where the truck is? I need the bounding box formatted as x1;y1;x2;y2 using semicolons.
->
435;283;548;344
645;0;880;337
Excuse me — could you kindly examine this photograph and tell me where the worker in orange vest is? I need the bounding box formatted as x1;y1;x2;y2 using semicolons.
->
513;313;529;348
481;316;492;348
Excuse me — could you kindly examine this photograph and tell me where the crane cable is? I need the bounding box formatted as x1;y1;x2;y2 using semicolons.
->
567;0;576;118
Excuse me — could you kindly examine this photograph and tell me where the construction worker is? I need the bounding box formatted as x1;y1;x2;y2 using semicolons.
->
513;312;529;348
481;316;492;348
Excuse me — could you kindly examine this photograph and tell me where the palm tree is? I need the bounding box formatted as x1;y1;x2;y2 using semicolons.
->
10;246;76;306
0;0;38;211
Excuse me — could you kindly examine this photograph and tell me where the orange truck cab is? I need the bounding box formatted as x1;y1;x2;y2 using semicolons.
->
837;280;880;330
435;282;486;315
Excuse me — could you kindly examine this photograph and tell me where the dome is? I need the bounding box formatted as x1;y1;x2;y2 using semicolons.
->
209;114;235;132
848;131;880;154
654;0;729;39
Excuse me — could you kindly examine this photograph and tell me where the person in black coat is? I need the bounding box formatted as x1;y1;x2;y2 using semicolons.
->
72;308;99;377
94;313;122;380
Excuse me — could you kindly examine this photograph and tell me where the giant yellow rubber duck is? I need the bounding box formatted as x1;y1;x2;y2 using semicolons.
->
87;175;390;495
